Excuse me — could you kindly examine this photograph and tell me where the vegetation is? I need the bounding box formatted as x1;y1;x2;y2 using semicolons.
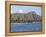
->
11;19;42;23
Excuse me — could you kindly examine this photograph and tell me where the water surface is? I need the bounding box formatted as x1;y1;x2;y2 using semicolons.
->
11;22;42;32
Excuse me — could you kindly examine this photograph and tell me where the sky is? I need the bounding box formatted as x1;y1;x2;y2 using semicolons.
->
11;5;42;16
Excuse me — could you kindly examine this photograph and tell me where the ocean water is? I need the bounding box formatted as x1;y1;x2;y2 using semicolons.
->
11;22;42;32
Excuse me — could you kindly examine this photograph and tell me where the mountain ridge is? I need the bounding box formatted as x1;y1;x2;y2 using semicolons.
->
11;11;41;22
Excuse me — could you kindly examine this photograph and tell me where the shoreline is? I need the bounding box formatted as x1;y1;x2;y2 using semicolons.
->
11;22;41;24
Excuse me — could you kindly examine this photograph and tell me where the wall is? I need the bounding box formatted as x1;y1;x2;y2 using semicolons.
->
0;0;46;37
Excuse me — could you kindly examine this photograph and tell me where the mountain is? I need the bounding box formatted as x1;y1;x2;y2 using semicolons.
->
11;11;41;22
28;11;41;20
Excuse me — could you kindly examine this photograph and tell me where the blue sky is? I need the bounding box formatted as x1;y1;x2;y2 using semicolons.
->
11;5;41;16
